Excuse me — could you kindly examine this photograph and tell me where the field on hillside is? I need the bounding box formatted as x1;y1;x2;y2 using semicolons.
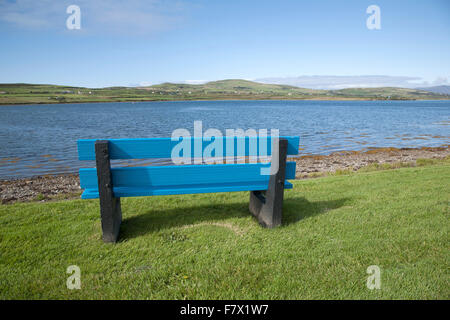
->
0;164;448;299
0;80;448;105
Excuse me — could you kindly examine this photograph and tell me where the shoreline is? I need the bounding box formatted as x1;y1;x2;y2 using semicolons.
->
1;145;448;204
1;97;450;106
293;145;449;178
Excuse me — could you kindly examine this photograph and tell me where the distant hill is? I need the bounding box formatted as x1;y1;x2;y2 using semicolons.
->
0;80;449;105
330;86;448;98
143;79;325;95
140;79;447;100
415;85;450;95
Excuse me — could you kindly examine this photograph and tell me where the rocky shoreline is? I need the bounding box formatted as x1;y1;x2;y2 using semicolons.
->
294;145;449;178
0;174;81;204
1;146;449;204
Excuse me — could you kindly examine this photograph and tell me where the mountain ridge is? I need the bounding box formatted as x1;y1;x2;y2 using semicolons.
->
415;85;450;95
0;79;449;105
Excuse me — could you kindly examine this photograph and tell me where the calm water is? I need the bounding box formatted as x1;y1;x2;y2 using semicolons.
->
0;100;449;179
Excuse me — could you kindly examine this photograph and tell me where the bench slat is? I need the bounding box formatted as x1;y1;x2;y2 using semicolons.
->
77;136;300;160
81;181;293;199
79;162;296;199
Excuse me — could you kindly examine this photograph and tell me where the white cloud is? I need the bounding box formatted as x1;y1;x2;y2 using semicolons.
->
0;0;59;29
182;80;209;84
254;75;433;89
0;0;187;35
138;81;155;87
431;76;448;86
1;11;51;28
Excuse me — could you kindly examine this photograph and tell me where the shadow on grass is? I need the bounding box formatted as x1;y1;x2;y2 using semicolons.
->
282;196;350;226
119;195;349;240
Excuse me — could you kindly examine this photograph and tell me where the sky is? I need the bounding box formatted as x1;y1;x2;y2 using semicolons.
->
0;0;449;88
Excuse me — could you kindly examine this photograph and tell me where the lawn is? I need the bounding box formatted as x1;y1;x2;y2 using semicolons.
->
0;164;448;299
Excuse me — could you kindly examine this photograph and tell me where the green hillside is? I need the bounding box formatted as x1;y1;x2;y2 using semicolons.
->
0;80;448;105
332;87;442;99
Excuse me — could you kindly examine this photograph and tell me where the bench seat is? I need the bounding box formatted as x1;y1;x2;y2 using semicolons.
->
80;162;296;199
81;181;293;199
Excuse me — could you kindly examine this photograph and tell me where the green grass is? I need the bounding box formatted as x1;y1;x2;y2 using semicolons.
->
1;80;448;105
0;164;449;299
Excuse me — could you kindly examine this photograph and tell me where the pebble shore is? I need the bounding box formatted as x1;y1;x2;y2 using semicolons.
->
294;146;449;178
1;146;448;204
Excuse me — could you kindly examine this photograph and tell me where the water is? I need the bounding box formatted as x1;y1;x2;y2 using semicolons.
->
0;100;449;179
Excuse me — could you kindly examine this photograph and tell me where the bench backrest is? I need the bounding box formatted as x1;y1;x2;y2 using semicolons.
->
78;136;300;160
77;136;299;199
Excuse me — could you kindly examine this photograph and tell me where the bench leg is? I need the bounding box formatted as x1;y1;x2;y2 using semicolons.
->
249;138;288;228
95;140;122;243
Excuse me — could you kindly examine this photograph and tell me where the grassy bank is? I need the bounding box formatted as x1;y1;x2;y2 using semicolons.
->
1;80;448;105
0;164;449;299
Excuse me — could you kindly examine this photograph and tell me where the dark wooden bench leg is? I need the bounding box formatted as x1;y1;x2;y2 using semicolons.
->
95;140;122;243
249;138;288;228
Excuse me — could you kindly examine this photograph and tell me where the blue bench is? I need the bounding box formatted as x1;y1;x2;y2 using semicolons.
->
78;136;299;242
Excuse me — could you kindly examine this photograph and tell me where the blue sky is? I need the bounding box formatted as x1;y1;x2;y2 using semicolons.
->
0;0;449;88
